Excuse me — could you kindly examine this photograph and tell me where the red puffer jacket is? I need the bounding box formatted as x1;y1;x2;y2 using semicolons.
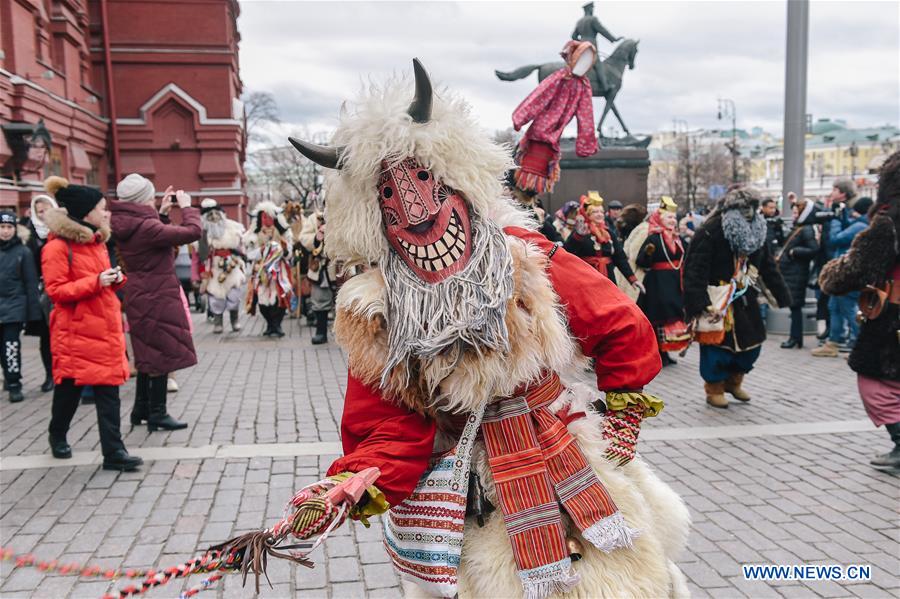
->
41;208;130;386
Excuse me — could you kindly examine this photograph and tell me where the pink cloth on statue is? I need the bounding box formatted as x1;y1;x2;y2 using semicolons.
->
512;66;597;159
179;287;194;335
857;375;900;427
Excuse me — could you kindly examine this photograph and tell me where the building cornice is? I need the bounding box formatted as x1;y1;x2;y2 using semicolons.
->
0;68;109;125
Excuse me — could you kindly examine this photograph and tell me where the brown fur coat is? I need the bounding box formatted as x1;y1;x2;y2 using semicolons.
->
820;215;899;380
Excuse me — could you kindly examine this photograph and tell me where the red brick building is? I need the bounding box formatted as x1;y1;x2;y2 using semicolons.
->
0;0;246;218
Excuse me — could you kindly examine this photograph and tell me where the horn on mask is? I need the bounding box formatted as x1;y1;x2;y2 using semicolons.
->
288;137;344;170
407;58;433;124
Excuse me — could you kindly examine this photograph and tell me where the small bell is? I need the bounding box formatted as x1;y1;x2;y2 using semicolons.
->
567;536;584;562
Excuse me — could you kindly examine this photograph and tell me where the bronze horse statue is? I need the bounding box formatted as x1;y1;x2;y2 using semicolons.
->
496;38;639;136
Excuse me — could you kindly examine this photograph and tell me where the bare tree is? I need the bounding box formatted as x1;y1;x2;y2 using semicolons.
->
246;129;328;209
243;91;281;145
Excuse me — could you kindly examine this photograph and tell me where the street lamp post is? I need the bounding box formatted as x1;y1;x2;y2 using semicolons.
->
718;98;738;184
849;140;859;179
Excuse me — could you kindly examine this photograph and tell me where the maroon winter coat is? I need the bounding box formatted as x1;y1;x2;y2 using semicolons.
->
110;201;202;376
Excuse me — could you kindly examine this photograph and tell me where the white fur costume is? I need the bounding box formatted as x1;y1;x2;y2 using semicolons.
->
296;64;691;599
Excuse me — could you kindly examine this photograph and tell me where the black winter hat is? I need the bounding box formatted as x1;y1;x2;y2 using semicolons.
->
0;210;17;225
852;196;873;216
45;176;103;220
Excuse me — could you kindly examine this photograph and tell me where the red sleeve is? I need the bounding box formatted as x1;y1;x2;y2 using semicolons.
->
327;373;436;507
505;227;661;391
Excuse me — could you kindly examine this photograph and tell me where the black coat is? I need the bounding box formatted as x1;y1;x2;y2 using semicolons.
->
777;224;819;309
820;215;899;381
635;232;684;325
683;215;791;352
764;215;785;256
0;236;42;324
539;216;563;243
564;221;634;285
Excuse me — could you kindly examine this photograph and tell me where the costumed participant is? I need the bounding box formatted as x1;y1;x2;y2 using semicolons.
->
634;197;689;367
283;200;308;318
819;151;900;469
553;200;580;240
299;211;335;345
206;59;689;599
243;201;293;338
200;198;246;334
565;192;642;295
511;41;598;193
683;188;790;409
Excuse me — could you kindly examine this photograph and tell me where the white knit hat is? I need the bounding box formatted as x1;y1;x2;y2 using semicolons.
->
116;173;156;203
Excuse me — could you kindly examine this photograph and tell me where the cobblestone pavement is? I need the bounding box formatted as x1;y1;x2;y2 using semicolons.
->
1;312;898;599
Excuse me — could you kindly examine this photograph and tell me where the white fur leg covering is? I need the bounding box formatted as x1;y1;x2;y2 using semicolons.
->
581;511;641;553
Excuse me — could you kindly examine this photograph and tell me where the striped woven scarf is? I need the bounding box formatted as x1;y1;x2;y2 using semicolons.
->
481;373;639;599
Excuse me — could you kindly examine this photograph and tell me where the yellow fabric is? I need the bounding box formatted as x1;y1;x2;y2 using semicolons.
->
586;190;604;207
327;472;390;526
605;391;664;417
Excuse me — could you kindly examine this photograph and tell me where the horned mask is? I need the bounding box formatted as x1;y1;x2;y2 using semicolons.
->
288;59;507;284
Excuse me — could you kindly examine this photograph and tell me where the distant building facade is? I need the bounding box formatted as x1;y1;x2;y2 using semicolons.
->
1;0;246;218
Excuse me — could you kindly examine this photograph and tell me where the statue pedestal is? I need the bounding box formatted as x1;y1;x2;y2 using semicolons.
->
544;138;650;213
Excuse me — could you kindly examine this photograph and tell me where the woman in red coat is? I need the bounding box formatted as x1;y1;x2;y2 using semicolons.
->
41;177;143;472
110;174;202;432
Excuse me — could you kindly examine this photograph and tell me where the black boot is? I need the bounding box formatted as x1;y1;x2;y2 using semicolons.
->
8;388;24;403
270;306;286;338
147;375;187;432
102;449;143;472
780;338;803;349
660;352;677;367
871;422;900;470
311;311;328;345
259;305;273;336
230;309;242;332
131;373;150;427
48;433;72;459
41;375;54;393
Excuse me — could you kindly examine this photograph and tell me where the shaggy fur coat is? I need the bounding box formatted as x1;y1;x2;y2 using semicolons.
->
819;215;899;380
332;230;691;598
683;214;791;352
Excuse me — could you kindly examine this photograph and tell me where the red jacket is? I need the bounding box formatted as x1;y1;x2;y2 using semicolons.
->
41;208;129;386
328;227;661;506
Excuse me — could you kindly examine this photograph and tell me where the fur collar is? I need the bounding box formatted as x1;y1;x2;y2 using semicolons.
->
43;207;110;244
334;236;581;416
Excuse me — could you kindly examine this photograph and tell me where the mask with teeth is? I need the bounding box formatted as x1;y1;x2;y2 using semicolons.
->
378;157;473;283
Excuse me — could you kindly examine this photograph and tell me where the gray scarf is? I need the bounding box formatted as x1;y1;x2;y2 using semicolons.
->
721;209;767;256
381;216;514;390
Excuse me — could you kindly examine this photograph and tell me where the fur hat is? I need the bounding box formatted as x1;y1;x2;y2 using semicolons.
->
200;198;221;214
45;176;103;220
317;65;513;264
116;173;155;203
251;200;288;234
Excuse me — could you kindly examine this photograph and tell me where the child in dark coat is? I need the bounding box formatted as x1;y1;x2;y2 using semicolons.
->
0;210;42;402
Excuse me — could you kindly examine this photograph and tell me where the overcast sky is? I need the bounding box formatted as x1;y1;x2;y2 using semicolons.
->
238;0;899;142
